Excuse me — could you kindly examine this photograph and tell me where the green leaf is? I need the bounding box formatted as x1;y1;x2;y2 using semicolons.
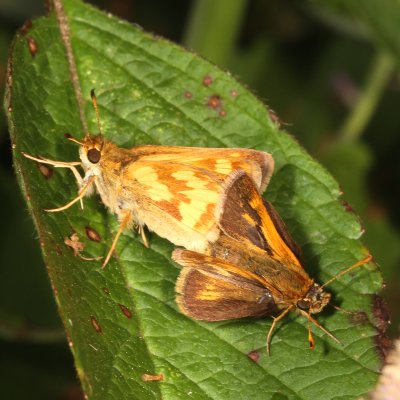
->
6;0;382;398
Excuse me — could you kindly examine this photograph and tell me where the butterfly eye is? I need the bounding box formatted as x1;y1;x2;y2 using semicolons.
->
87;148;101;164
297;299;311;311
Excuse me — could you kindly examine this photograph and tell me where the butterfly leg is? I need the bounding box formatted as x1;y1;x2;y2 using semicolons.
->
101;210;133;269
46;175;95;212
139;225;150;248
22;153;83;185
266;306;293;356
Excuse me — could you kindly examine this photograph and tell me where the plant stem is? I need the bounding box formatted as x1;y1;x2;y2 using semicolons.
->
183;0;248;67
339;51;394;141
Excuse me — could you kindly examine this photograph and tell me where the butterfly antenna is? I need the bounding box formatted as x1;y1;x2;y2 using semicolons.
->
64;133;84;146
90;89;102;135
320;254;372;289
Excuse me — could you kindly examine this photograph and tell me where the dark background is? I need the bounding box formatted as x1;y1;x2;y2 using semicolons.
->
1;1;399;398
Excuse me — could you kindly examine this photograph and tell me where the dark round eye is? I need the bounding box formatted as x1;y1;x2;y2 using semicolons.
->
87;148;101;164
297;299;311;311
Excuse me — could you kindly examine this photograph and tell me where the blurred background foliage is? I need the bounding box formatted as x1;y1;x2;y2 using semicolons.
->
1;0;399;398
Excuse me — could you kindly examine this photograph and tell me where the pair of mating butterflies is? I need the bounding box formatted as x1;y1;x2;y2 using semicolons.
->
23;91;371;353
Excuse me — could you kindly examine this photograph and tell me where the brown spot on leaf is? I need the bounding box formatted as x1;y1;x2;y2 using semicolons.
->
219;109;227;117
341;200;355;213
247;350;260;363
102;287;110;295
230;89;238;97
202;75;213;86
37;162;53;179
118;304;133;319
375;332;393;360
27;37;38;57
373;295;391;333
85;226;101;242
142;373;165;382
184;91;193;99
20;20;33;35
207;94;222;110
90;316;102;334
349;311;369;325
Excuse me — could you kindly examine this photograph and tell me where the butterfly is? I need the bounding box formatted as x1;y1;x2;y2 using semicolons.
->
23;90;274;268
173;170;372;353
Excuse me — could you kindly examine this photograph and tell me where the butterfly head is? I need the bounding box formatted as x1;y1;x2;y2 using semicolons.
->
72;134;106;171
296;283;331;315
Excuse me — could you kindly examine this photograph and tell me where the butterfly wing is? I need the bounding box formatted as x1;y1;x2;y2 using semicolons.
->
173;248;277;321
131;145;274;193
120;147;274;252
217;170;302;266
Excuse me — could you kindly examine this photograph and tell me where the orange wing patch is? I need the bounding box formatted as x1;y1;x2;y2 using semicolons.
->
218;170;301;266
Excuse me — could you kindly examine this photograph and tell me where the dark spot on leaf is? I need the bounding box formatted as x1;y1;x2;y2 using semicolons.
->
64;133;72;139
349;311;369;325
118;304;133;319
142;373;165;382
202;75;213;86
247;350;260;363
374;332;393;360
207;95;222;110
184;91;193;99
230;89;238;97
102;287;110;295
20;20;33;35
373;295;391;332
27;37;38;57
37;162;53;179
90;316;102;334
341;200;355;213
85;226;101;242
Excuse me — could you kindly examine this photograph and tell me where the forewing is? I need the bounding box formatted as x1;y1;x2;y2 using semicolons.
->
173;249;277;321
122;148;273;251
131;145;274;192
218;170;302;266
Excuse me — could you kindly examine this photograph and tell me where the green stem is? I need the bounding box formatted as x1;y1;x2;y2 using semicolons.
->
339;51;394;141
183;0;248;67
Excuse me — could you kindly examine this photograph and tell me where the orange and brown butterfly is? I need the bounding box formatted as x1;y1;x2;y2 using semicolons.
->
22;90;274;268
172;170;372;354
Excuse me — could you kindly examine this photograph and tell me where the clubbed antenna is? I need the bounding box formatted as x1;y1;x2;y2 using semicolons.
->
90;89;102;135
321;254;372;289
